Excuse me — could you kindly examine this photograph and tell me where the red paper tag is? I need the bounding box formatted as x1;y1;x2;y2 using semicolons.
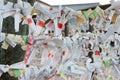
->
43;42;48;46
61;10;64;16
24;44;32;64
51;54;54;58
58;23;63;29
95;50;100;56
49;7;53;10
62;51;65;56
48;53;51;58
27;18;33;24
37;20;45;27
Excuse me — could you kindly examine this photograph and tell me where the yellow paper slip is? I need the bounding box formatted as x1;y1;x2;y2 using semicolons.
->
1;41;9;49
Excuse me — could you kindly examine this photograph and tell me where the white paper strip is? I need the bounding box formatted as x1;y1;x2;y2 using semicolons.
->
0;15;3;42
109;10;115;20
17;0;24;8
0;33;6;42
0;0;4;9
26;15;36;35
1;10;16;18
100;24;117;42
54;18;61;36
0;65;9;73
27;48;37;65
14;12;21;32
0;70;3;77
116;15;120;33
4;2;14;11
9;61;26;69
113;65;120;75
34;2;53;19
